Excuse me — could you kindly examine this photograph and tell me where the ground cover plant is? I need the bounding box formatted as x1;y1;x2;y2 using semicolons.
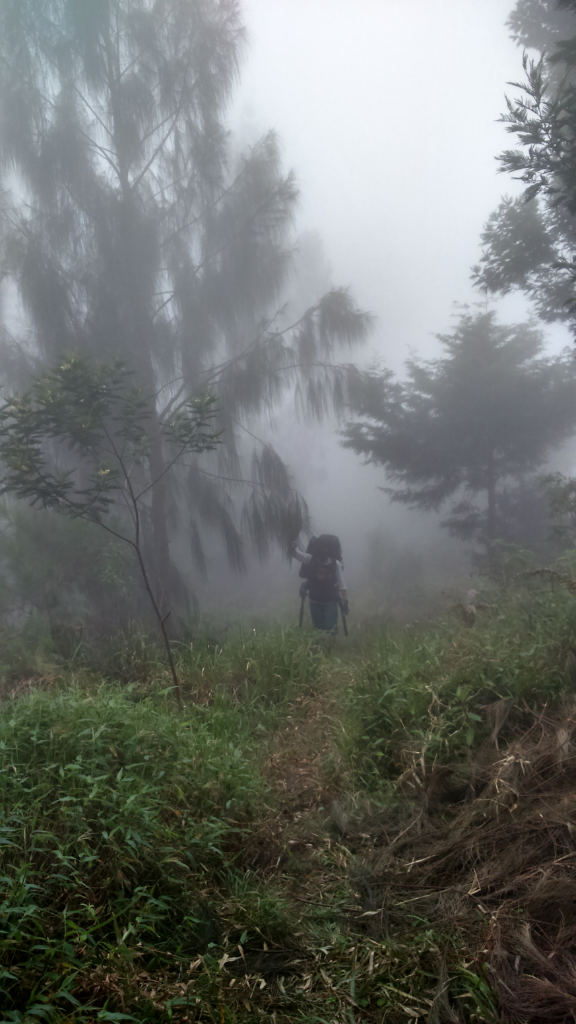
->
0;571;576;1022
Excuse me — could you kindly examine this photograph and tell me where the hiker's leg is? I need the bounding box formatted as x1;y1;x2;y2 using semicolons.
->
309;599;325;630
309;600;338;632
325;601;339;633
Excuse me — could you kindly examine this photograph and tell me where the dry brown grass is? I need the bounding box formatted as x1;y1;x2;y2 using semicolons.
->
347;703;576;1022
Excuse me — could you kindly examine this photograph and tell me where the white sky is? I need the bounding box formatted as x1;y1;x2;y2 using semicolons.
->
229;0;570;368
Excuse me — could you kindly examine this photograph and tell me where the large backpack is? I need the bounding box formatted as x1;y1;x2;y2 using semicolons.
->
299;534;343;602
298;534;342;579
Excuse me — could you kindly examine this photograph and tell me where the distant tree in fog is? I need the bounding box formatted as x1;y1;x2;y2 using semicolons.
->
0;0;371;613
507;0;576;51
473;0;576;335
542;470;576;546
342;309;576;552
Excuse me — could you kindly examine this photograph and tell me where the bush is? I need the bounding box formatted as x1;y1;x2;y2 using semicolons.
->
0;502;139;638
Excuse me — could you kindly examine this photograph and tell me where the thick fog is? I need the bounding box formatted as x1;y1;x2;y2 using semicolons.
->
232;0;530;361
195;0;573;622
1;0;575;633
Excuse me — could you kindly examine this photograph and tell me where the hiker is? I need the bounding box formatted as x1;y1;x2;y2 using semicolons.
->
291;534;348;633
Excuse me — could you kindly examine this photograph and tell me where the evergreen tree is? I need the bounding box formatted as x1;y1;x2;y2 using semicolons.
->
0;0;370;611
342;310;576;551
473;1;576;332
542;470;576;545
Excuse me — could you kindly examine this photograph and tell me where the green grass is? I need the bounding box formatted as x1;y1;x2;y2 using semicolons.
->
0;684;271;1021
340;578;576;786
0;574;575;1021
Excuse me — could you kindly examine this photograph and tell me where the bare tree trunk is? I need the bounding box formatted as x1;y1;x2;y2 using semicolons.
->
104;42;190;617
148;420;191;616
133;539;182;706
486;455;498;547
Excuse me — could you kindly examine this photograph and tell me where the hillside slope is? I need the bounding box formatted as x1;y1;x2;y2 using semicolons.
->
1;575;575;1022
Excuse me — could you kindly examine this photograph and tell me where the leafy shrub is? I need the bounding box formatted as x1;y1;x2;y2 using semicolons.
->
0;502;139;637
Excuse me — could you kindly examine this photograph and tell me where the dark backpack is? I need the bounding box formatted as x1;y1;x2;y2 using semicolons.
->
298;535;342;578
299;535;343;602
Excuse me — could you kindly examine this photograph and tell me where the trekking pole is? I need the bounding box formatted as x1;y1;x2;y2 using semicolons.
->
338;598;348;637
298;582;307;628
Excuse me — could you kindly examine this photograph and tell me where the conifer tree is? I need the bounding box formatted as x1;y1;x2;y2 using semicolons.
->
342;309;576;551
0;0;370;611
473;1;576;332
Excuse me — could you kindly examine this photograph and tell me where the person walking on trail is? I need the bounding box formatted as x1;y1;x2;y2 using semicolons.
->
291;534;348;633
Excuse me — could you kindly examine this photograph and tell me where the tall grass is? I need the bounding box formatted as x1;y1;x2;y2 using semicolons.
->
0;627;333;1022
0;684;272;1022
0;579;575;1021
341;579;576;784
83;625;326;706
177;627;327;704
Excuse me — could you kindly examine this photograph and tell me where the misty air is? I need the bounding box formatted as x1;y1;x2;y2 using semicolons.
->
0;2;576;1021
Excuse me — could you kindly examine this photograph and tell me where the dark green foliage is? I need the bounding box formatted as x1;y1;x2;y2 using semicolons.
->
0;625;328;1021
0;354;220;693
470;195;570;324
0;355;219;521
342;309;576;550
474;2;576;332
0;685;267;1022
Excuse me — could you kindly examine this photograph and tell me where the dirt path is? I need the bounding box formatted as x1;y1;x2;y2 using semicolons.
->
264;691;339;808
244;690;343;873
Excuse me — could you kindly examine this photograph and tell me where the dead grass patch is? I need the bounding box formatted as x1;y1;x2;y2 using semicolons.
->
345;704;576;1021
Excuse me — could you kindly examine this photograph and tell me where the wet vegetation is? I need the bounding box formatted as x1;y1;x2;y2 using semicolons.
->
1;565;575;1022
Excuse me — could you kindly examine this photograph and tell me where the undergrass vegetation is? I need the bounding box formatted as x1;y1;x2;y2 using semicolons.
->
1;573;575;1022
342;578;576;785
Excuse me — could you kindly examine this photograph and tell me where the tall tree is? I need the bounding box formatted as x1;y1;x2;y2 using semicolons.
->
473;1;576;332
342;310;576;551
0;0;370;612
